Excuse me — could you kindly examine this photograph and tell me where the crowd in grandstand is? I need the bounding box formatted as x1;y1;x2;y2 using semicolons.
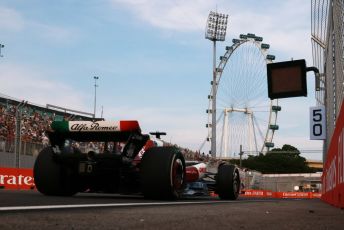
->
181;148;210;162
0;103;52;152
0;98;209;162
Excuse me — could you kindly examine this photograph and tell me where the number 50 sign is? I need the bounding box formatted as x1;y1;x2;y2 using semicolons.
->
310;106;326;140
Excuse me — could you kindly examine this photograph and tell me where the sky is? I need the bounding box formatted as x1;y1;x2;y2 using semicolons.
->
0;0;323;160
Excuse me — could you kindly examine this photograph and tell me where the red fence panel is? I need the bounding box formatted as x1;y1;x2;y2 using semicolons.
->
322;100;344;208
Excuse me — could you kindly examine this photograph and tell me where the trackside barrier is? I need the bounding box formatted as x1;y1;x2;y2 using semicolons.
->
0;167;326;199
322;100;344;208
240;190;321;199
0;167;35;190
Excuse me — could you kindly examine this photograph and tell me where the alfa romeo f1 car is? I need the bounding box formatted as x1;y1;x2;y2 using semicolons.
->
33;120;240;200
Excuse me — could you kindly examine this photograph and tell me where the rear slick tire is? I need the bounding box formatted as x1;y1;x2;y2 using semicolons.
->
33;147;78;196
140;147;186;200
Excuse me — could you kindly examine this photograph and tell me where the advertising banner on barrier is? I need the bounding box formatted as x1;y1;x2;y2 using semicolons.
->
240;190;320;199
0;167;35;190
322;100;344;208
276;192;310;199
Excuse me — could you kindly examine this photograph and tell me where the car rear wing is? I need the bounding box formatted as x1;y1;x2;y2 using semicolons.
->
48;120;141;142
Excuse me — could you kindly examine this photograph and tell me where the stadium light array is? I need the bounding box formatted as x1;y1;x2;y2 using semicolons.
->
205;12;228;41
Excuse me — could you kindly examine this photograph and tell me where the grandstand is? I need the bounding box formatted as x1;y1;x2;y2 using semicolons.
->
0;93;93;168
0;93;205;168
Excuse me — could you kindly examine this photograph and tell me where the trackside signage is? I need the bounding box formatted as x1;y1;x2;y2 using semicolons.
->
0;168;35;190
322;100;344;208
240;190;320;198
310;105;326;140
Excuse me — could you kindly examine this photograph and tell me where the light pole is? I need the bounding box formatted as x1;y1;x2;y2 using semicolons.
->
205;11;228;158
0;43;4;57
93;76;99;118
14;100;27;168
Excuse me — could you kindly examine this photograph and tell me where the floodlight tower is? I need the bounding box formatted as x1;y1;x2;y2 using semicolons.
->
93;76;99;118
205;11;228;158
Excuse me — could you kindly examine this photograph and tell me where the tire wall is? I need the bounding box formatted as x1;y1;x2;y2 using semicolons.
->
321;101;344;208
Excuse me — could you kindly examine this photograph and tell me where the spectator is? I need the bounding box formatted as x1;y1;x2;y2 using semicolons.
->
42;133;49;147
0;131;5;152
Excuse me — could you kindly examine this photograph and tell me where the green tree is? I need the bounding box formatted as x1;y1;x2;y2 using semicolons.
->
230;144;316;173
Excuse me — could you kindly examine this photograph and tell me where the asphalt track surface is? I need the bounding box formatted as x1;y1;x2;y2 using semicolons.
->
0;190;344;230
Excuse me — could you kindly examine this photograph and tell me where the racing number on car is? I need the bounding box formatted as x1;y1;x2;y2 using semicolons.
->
87;164;93;173
79;162;93;174
310;106;326;140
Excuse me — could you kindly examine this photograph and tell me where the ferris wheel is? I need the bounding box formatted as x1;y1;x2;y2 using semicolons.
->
205;33;281;158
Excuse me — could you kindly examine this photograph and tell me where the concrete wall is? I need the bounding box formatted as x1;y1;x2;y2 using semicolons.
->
0;152;36;169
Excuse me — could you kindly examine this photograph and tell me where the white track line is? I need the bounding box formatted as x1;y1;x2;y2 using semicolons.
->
0;201;232;211
0;200;277;212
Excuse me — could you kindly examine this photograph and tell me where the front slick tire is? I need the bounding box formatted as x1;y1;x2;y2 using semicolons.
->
34;147;78;196
141;147;186;200
216;164;240;200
